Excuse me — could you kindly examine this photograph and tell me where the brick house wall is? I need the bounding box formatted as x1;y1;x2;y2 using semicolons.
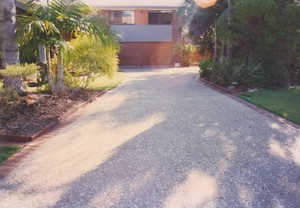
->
100;9;182;67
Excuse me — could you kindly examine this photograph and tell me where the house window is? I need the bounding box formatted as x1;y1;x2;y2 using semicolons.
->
149;11;173;25
110;11;135;25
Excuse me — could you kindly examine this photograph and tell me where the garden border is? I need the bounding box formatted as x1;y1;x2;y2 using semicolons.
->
199;78;300;132
0;90;107;142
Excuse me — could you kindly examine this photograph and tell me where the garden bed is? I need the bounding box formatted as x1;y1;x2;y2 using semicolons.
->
0;89;106;142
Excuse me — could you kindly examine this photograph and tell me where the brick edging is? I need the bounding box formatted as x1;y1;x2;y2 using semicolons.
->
0;90;108;180
199;79;300;132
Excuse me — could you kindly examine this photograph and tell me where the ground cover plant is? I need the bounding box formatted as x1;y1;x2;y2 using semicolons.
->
240;87;300;125
0;146;20;164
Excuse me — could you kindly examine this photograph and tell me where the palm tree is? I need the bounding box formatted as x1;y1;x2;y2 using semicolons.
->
0;0;4;68
18;0;116;94
0;0;19;68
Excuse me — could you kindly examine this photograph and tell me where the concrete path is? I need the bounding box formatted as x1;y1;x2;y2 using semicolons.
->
1;67;300;208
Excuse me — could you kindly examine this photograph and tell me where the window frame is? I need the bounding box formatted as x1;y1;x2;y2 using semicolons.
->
110;10;135;25
148;10;173;25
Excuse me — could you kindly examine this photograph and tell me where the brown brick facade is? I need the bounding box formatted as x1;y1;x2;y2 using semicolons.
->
134;10;148;25
100;9;182;66
119;42;173;66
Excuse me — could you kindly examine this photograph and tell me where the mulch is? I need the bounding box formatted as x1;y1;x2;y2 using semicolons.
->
0;89;102;136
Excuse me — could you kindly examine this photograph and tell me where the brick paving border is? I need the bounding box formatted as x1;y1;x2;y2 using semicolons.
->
199;79;300;132
0;90;108;180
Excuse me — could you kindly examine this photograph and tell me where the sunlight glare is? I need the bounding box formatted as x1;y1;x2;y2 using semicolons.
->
164;171;217;208
194;0;217;8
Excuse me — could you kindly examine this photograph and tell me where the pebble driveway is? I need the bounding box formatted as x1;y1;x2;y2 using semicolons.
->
0;67;300;208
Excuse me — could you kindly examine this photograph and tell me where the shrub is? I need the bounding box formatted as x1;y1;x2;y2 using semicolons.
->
176;44;198;66
210;59;263;87
0;63;39;78
0;87;22;120
0;64;39;95
199;59;212;78
65;35;120;88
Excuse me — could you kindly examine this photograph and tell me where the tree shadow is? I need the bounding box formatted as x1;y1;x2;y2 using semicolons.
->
51;69;300;207
2;68;299;207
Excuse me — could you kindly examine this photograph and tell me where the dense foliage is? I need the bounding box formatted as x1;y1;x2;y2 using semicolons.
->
210;59;263;87
65;35;120;88
0;63;39;77
176;44;198;66
17;0;118;94
184;0;300;88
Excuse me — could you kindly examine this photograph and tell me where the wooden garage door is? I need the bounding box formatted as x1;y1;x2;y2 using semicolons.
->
119;42;173;66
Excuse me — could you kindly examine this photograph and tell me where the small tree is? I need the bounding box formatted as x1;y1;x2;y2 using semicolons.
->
65;35;120;88
18;0;118;94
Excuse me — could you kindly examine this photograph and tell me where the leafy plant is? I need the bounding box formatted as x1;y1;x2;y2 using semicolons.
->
0;63;39;78
199;59;212;78
0;87;22;120
17;0;118;94
65;35;120;89
176;44;198;66
0;64;39;95
210;59;263;87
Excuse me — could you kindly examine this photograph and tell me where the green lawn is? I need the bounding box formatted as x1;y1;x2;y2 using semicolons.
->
239;87;300;125
87;72;126;90
0;146;20;164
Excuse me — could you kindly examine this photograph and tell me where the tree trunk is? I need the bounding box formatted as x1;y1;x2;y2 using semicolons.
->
0;0;4;68
2;0;19;66
226;0;233;60
3;75;26;96
38;44;48;83
56;47;65;94
46;47;56;93
213;20;218;60
1;0;24;95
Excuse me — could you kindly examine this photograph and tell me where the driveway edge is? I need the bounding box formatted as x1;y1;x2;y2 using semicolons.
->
199;79;300;132
0;90;108;180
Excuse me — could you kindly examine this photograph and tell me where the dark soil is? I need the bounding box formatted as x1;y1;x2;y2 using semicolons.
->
0;89;102;136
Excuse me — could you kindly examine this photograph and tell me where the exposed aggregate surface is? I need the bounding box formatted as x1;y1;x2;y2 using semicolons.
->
0;67;300;208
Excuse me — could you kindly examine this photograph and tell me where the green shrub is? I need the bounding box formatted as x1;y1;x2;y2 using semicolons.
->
199;59;212;78
0;87;22;120
177;44;198;66
65;35;120;88
0;63;39;78
211;59;263;87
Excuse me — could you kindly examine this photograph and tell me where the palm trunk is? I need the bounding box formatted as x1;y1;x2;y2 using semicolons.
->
3;0;19;66
56;46;65;94
46;47;56;93
226;0;233;60
213;20;218;60
2;0;25;95
0;1;4;68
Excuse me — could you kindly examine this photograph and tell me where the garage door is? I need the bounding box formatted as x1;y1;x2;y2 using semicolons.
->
119;42;173;66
